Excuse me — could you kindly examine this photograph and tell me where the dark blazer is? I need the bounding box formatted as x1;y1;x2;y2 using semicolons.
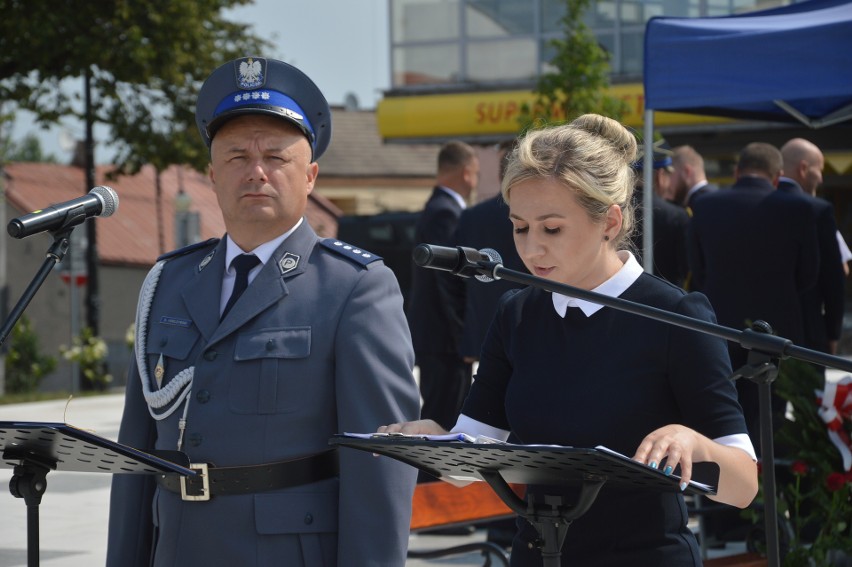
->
451;194;527;359
685;182;718;209
632;192;691;288
107;221;420;567
777;177;845;352
689;176;820;359
407;187;466;355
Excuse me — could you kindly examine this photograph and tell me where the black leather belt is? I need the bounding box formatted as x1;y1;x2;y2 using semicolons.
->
156;449;339;501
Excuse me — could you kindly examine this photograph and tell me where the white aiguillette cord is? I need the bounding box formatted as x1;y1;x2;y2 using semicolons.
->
135;260;194;450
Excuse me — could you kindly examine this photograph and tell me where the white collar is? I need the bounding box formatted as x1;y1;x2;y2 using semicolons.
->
686;180;709;200
224;217;303;271
551;251;643;318
437;185;467;210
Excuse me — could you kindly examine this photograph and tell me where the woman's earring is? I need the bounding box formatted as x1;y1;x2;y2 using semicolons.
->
603;235;610;241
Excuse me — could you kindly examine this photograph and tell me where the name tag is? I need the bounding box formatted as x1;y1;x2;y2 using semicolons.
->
160;316;191;328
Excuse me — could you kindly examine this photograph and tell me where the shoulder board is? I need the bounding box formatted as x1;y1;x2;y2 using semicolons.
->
157;238;220;262
320;239;383;267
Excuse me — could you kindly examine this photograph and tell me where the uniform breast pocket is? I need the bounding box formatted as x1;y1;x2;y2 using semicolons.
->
229;327;311;414
146;324;199;389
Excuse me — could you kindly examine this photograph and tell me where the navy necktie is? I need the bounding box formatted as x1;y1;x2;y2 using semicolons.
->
222;254;260;320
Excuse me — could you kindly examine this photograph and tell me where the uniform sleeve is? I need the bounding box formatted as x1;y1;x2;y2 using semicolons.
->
334;261;420;566
105;356;158;567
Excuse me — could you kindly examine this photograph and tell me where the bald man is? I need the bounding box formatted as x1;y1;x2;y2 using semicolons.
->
779;138;846;356
671;145;718;209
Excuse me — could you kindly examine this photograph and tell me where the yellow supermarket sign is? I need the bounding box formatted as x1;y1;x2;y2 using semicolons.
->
377;84;731;140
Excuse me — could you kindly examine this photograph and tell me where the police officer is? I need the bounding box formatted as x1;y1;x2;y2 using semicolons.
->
106;56;420;567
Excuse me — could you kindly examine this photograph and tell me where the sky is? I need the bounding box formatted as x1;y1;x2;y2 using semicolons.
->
9;0;391;163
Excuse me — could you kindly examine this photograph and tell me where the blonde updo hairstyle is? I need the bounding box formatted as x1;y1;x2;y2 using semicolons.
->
501;114;637;249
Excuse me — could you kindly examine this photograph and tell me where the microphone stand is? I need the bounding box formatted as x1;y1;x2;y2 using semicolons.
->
0;228;73;348
428;246;852;567
0;227;76;567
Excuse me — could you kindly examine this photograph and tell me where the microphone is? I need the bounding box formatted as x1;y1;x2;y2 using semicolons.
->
475;248;503;283
412;244;502;281
7;186;119;239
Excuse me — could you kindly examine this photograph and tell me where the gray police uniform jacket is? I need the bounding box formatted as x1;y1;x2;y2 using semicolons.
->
106;220;420;567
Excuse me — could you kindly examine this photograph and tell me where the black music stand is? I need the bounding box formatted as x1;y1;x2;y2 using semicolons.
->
1;421;195;567
331;436;718;567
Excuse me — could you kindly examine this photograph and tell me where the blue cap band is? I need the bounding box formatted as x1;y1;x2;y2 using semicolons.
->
654;156;673;169
632;155;673;170
212;89;316;143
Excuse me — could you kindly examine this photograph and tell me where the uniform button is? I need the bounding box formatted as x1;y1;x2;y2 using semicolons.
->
188;433;203;447
159;337;168;347
266;339;275;351
304;514;313;525
196;390;211;404
203;350;217;361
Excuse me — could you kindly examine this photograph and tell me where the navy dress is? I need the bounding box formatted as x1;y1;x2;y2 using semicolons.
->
462;273;748;566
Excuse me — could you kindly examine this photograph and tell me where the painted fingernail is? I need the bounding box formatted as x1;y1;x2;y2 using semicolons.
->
649;461;658;469
664;465;673;476
680;482;688;491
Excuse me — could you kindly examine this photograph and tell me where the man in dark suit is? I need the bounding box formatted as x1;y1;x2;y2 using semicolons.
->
107;57;420;567
451;143;527;362
779;138;845;357
671;145;718;209
407;141;480;430
689;142;819;446
631;140;691;288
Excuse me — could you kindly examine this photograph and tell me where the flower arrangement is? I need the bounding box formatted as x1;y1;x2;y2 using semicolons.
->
60;327;113;389
773;359;852;566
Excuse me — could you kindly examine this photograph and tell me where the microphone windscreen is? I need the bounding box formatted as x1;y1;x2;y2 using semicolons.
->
91;186;119;217
475;248;503;283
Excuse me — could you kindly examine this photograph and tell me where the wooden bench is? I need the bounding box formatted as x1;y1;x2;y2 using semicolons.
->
408;480;518;566
409;481;767;567
705;553;767;566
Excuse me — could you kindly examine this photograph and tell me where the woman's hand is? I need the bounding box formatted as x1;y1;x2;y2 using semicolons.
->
632;423;758;508
377;419;448;436
632;424;702;490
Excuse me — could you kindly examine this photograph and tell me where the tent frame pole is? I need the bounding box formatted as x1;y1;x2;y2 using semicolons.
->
642;109;655;273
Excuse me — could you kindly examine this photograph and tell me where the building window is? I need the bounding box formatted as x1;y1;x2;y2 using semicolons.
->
468;39;538;82
389;0;784;89
466;0;536;37
393;44;462;86
392;0;461;42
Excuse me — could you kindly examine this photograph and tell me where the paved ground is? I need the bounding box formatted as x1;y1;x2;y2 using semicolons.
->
7;364;847;566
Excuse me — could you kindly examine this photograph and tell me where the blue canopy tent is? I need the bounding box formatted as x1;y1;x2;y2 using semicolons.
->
641;3;852;565
639;0;852;270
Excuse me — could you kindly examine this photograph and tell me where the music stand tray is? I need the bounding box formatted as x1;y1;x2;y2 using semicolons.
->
331;436;718;567
1;421;195;567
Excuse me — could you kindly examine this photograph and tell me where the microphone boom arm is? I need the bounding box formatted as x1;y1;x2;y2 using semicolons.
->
490;264;851;372
0;228;74;348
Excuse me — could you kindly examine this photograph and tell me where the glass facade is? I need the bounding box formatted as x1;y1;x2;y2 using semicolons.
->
389;0;787;89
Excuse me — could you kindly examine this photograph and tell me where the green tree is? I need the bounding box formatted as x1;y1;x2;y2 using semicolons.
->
1;133;58;163
519;0;628;130
4;315;57;394
0;0;270;173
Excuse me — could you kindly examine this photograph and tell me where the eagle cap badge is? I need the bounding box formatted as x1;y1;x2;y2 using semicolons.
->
235;57;266;89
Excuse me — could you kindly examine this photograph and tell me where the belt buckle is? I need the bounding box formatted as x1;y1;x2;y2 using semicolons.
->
180;463;210;502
